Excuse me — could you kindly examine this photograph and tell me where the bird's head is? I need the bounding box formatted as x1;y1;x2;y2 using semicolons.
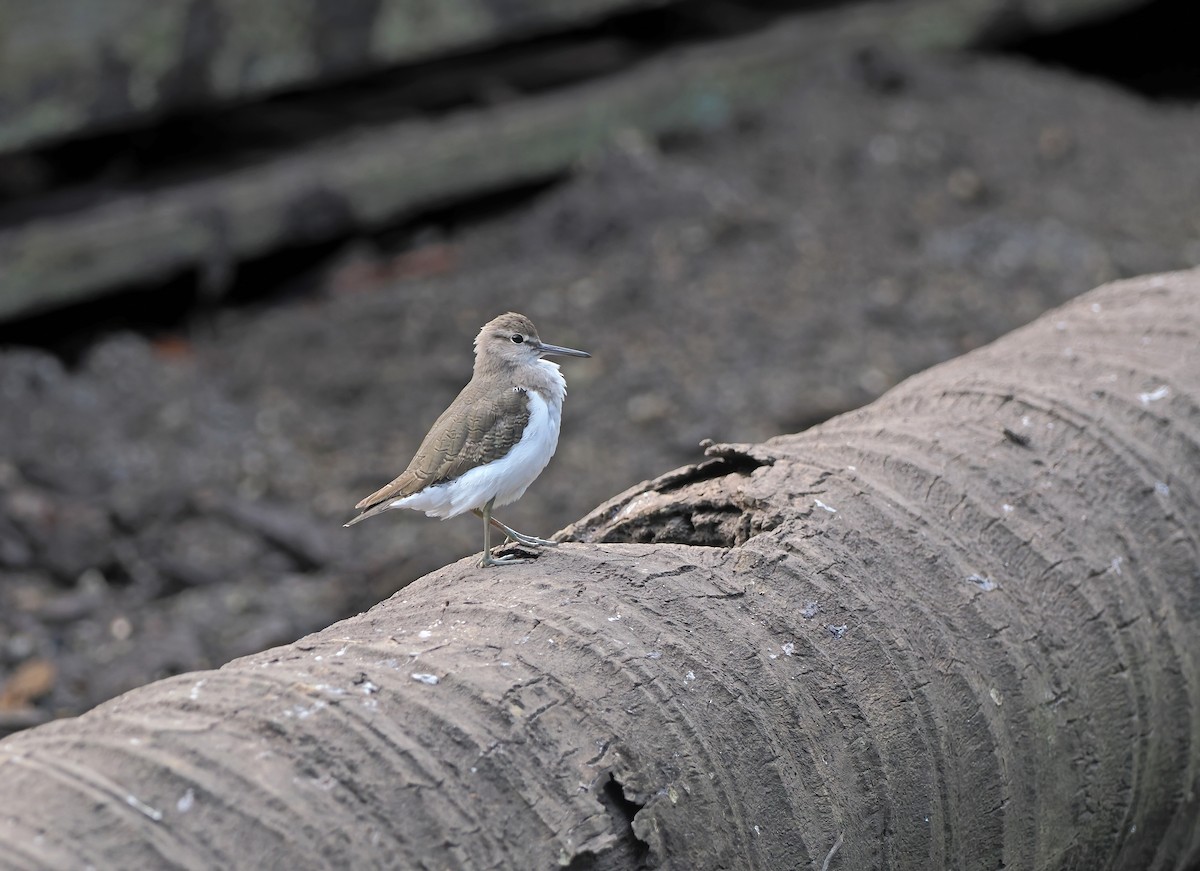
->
474;312;590;369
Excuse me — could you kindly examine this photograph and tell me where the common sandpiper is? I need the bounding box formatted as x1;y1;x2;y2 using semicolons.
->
345;312;590;567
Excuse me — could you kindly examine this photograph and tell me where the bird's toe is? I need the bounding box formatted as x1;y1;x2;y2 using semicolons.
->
508;531;559;548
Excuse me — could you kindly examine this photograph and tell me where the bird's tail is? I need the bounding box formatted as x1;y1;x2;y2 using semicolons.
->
343;500;396;528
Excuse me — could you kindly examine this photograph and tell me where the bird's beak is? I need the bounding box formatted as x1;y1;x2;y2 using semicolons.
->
537;341;590;359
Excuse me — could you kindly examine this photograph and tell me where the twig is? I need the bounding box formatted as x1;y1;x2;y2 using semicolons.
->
820;833;844;871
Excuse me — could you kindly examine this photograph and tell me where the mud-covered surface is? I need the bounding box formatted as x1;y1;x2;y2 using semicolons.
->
1;275;1196;869
2;47;1199;732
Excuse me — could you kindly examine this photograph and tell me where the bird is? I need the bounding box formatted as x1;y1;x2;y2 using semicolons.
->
345;312;590;567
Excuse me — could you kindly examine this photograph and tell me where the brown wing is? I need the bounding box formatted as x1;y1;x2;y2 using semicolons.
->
353;380;531;512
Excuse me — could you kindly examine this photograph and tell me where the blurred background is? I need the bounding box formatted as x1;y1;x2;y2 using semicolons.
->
1;0;1198;735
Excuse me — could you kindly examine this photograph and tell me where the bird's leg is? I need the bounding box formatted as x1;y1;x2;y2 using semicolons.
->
472;506;558;548
478;497;526;568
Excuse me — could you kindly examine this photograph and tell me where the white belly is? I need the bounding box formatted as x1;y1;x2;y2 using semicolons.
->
390;390;562;519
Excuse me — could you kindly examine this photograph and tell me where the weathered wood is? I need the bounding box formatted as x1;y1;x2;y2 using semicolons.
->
0;0;676;154
0;0;1146;156
878;0;1147;49
0;271;1196;869
0;10;801;321
0;0;1154;322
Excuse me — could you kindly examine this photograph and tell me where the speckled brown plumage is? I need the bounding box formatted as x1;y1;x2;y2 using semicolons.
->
354;381;532;511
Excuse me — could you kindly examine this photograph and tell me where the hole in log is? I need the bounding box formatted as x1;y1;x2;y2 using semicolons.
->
566;773;651;871
563;445;777;548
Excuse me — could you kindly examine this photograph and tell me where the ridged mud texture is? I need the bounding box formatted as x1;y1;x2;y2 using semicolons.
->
1;270;1198;869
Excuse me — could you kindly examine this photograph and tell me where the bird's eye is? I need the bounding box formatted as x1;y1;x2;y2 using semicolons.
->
510;334;525;344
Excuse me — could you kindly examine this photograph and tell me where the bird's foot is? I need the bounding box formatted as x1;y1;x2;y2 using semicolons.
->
475;507;560;549
502;529;559;548
479;546;536;568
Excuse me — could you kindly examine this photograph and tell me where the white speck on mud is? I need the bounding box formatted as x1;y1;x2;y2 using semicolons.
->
1139;385;1169;404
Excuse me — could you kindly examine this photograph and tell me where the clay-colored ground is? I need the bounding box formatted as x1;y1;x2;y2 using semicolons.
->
2;47;1198;729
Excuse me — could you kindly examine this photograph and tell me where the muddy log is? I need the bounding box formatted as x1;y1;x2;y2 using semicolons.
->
0;0;1147;156
0;0;678;155
1;270;1198;869
0;0;1159;322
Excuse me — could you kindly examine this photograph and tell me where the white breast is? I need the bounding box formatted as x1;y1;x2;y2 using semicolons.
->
389;377;564;519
